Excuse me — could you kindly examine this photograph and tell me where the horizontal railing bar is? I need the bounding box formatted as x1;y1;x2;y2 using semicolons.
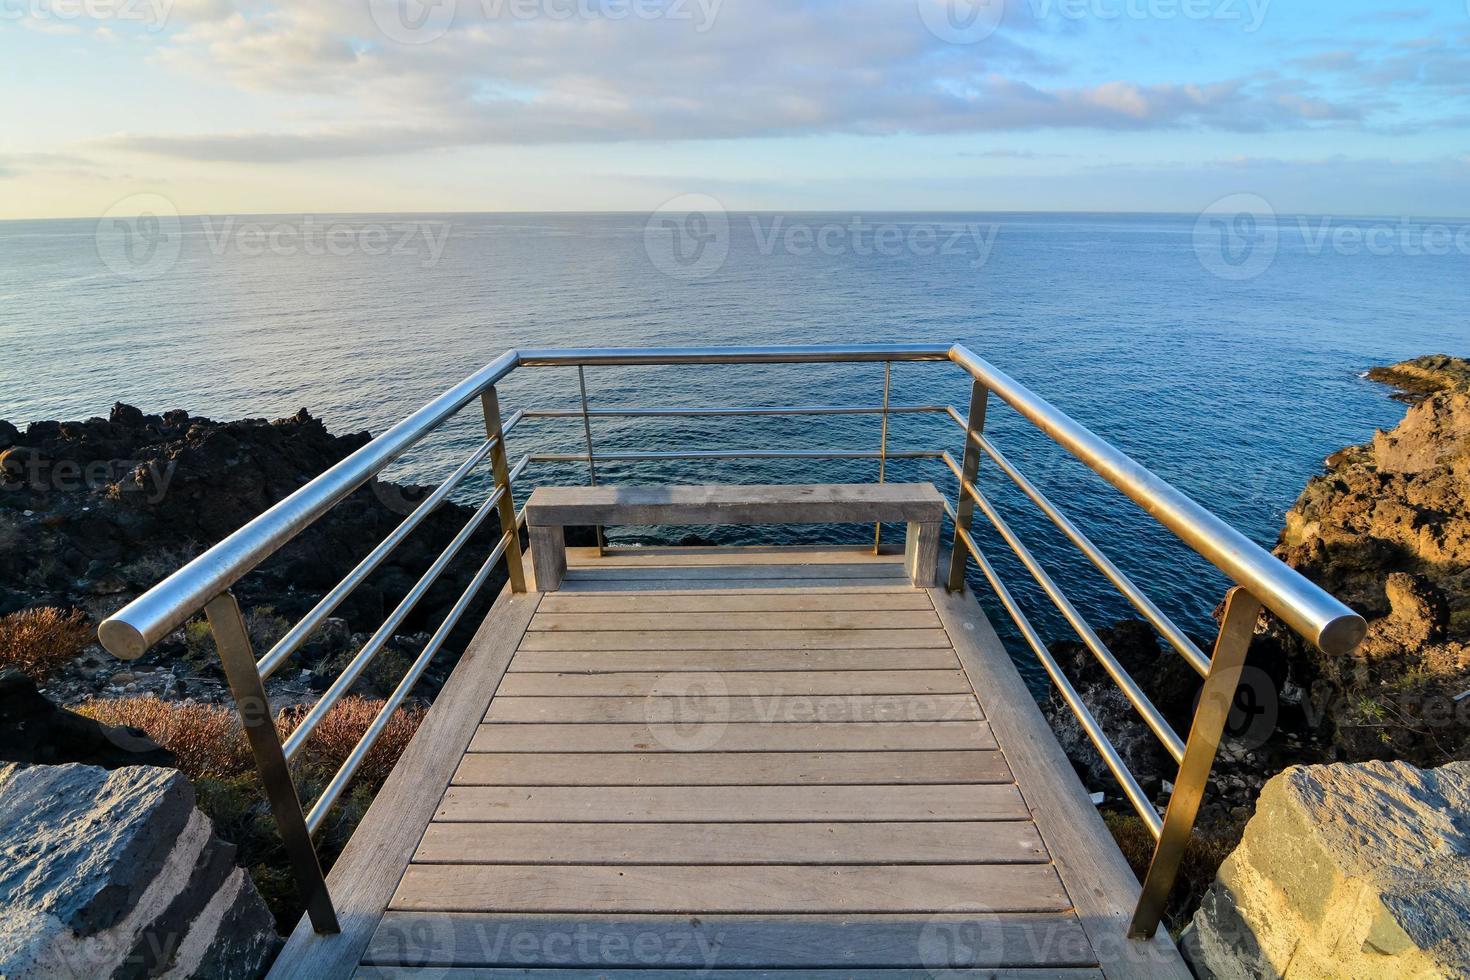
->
99;350;521;659
305;528;516;835
528;450;946;463
524;404;947;419
953;522;1164;839
942;453;1187;764
516;344;952;367
281;480;510;764
257;429;503;681
946;409;1211;677
947;344;1365;656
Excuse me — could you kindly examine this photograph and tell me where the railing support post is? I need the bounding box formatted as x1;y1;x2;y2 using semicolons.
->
481;387;528;593
203;592;339;935
874;361;892;554
1129;586;1263;938
576;366;605;556
947;379;989;592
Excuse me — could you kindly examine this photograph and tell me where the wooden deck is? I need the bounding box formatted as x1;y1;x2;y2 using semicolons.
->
270;546;1188;979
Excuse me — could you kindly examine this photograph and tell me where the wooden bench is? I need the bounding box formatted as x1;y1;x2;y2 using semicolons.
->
523;483;946;591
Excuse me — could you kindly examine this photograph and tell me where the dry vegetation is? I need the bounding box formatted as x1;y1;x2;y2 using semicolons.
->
1104;810;1246;935
0;606;93;680
75;694;427;931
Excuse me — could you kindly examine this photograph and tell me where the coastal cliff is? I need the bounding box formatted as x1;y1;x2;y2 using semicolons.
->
1272;355;1470;764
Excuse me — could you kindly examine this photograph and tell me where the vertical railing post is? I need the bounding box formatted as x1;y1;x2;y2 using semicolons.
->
947;379;989;592
576;366;605;555
480;386;528;593
873;361;892;554
1129;586;1263;938
203;591;339;934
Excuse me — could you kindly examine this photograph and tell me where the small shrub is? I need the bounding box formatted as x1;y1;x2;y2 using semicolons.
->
0;607;93;680
76;697;252;781
1104;810;1245;935
279;695;426;791
179;605;292;669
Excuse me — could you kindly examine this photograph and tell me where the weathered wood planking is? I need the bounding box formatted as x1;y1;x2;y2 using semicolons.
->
357;969;1105;979
267;589;543;980
494;668;975;697
525;483;946;526
529;610;944;631
391;864;1071;914
415;821;1047;865
536;591;934;612
453;750;1012;786
483;694;983;724
435;784;1029;823
362;912;1099;971
556;578;918;594
506;647;963;672
930;583;1191;979
468;720;998;753
517;628;954;651
566;545;906;566
562;562;911;581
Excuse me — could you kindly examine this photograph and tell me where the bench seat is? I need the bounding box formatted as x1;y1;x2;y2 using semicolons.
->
523;483;945;591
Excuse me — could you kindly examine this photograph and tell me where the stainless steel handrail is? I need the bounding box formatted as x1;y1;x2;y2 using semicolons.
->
94;342;1366;944
947;344;1365;656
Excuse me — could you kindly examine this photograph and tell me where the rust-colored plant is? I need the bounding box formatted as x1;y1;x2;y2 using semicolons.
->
278;695;426;791
0;607;93;680
76;696;252;780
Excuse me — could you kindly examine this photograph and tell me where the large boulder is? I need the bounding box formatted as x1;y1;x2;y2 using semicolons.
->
0;763;278;978
0;669;175;769
1183;760;1470;979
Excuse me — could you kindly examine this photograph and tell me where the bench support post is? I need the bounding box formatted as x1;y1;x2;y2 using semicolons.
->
905;521;941;588
527;524;566;592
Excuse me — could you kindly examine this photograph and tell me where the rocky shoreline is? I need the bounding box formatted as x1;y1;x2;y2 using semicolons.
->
0;404;511;710
1043;353;1470;928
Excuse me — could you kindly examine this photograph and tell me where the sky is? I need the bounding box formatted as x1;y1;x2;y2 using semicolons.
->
2;0;1469;219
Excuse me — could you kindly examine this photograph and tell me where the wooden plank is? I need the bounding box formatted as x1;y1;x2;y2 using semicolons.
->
529;610;942;632
267;588;543;980
525;483;946;526
930;584;1191;979
527;526;566;592
469;721;997;753
567;545;906;566
485;694;982;725
507;648;962;673
391;864;1070;914
517;628;953;651
435;784;1028;823
360;969;1102;979
537;591;933;613
557;579;918;594
563;562;910;581
363;912;1099;971
415;820;1046;865
495;669;974;697
453;750;1012;786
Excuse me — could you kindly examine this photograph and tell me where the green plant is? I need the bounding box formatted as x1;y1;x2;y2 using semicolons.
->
0;606;93;680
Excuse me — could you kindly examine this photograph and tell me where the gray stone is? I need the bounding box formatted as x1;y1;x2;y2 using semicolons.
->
0;763;279;979
1184;760;1470;979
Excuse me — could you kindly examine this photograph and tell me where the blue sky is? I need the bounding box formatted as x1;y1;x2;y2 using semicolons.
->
2;0;1468;218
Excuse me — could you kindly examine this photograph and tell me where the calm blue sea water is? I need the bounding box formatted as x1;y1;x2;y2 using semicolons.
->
1;211;1464;677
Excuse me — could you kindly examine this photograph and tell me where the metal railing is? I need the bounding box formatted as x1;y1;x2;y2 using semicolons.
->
97;344;1365;941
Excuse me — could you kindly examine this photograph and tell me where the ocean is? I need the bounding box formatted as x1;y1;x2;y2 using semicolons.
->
1;210;1464;675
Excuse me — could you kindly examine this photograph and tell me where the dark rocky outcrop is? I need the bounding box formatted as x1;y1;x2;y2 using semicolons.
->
0;763;278;978
0;669;175;768
0;403;516;704
1267;355;1470;765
